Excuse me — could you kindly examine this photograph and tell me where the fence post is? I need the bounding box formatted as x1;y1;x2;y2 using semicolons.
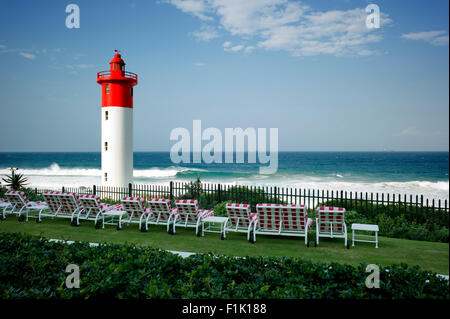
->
62;186;65;193
218;184;222;202
93;185;96;196
170;181;173;201
128;183;132;197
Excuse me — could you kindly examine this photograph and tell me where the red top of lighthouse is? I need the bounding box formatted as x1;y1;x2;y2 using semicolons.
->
97;50;138;108
97;50;138;86
110;51;125;67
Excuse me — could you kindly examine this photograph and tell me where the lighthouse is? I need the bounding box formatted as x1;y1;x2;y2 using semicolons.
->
97;51;138;187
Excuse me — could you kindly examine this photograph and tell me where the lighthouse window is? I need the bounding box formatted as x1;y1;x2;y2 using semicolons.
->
105;111;108;120
105;84;110;94
104;142;108;151
104;172;108;182
130;88;133;96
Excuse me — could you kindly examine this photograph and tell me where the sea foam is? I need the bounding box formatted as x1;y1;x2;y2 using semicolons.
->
20;163;449;201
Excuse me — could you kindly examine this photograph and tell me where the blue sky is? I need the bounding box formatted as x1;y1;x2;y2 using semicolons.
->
0;0;448;152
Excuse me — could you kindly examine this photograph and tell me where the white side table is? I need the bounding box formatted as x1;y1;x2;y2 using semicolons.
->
351;223;379;248
201;216;228;240
102;210;128;230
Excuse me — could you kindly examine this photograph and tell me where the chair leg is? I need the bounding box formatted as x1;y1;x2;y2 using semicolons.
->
352;229;355;247
315;219;319;246
146;214;152;231
139;215;143;231
119;214;123;230
196;219;201;236
167;215;172;233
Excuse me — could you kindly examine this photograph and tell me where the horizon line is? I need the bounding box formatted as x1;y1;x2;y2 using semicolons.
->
0;150;449;153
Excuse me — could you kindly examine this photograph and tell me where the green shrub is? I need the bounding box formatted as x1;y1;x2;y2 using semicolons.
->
323;199;449;229
339;210;449;243
22;188;44;202
1;172;28;190
0;232;448;299
375;214;449;243
212;200;232;217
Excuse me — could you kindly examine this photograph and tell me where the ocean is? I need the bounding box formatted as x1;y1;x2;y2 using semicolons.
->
0;152;448;201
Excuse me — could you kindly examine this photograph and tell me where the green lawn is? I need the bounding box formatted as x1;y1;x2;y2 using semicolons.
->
0;215;448;275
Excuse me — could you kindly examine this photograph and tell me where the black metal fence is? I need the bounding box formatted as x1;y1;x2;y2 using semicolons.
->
33;182;449;226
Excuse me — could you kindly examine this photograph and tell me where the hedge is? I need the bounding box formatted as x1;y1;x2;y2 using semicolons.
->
0;232;448;299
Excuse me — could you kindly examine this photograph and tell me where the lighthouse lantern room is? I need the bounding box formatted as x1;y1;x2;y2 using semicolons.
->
97;50;138;187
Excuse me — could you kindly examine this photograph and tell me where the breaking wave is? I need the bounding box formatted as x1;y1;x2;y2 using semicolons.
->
19;163;449;201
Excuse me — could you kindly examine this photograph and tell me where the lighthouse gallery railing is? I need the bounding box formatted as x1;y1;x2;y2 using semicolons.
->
97;70;138;81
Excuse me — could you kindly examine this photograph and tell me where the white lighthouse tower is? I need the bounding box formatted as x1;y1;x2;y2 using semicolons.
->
97;51;138;187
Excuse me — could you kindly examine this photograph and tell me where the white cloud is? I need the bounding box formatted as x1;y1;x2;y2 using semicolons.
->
19;52;36;60
194;62;205;66
258;8;388;56
164;0;213;21
0;45;6;49
244;46;255;53
223;42;244;52
214;0;305;36
230;45;244;52
191;25;218;41
402;30;449;46
164;0;391;56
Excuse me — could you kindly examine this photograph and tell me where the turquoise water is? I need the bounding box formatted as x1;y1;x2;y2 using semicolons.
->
0;152;448;200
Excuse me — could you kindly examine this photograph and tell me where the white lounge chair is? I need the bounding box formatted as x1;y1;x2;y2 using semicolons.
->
78;194;127;229
0;198;12;220
225;203;258;241
315;206;349;248
121;196;154;231
39;191;63;222
4;190;48;221
146;198;179;233
254;203;312;245
57;192;84;225
174;199;214;236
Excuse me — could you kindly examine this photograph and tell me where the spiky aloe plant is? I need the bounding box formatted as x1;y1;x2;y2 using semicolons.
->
2;172;28;190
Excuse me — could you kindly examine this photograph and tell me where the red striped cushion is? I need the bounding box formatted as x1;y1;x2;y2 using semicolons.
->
317;206;346;234
226;203;254;228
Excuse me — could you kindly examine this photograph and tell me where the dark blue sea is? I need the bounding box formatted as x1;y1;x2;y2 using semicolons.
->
0;152;448;200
